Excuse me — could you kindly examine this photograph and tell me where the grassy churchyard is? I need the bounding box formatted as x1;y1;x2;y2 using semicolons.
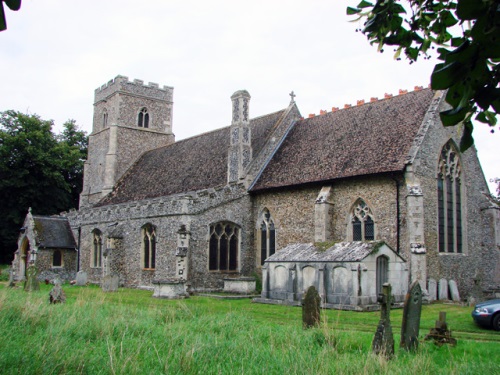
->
0;279;499;374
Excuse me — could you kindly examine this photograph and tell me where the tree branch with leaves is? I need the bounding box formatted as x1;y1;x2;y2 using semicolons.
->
348;0;499;151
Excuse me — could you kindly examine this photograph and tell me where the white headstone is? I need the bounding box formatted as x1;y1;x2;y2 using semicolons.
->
448;280;460;302
75;271;87;286
427;278;437;301
438;278;448;300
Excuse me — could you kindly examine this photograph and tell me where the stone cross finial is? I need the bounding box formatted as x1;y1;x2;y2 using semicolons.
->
289;91;296;103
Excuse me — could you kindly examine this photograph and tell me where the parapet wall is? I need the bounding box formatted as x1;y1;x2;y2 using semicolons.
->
94;75;174;103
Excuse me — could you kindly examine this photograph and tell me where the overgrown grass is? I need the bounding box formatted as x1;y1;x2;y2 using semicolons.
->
0;283;498;374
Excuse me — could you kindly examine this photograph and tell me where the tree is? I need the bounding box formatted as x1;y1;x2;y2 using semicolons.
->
0;110;88;263
347;0;500;151
0;0;21;31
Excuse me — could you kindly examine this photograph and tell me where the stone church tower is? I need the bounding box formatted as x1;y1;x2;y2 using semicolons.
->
80;76;175;207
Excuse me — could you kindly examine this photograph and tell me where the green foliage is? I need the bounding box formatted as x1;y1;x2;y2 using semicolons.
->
347;0;500;151
0;0;21;31
0;285;499;374
0;111;88;263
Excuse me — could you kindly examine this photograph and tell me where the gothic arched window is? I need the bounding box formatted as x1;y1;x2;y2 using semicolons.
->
138;107;149;128
260;209;276;265
209;222;239;271
438;142;463;253
92;229;102;268
351;199;375;241
142;223;156;269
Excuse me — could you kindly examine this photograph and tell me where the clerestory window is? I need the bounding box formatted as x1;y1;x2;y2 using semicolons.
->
92;229;103;268
142;223;156;269
437;142;463;253
260;209;276;265
209;222;239;271
351;199;375;241
138;107;149;128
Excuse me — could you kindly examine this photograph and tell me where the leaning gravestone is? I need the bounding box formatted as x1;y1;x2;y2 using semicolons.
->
102;274;119;292
302;285;321;329
448;280;460;302
75;271;88;286
400;281;423;352
24;265;40;292
8;267;15;288
49;279;66;304
372;283;394;358
438;278;448;300
427;278;437;301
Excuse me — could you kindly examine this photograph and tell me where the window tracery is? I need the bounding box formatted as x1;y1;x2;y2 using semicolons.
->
351;199;375;241
142;223;156;269
138;107;149;128
260;209;276;265
92;229;102;268
209;222;239;271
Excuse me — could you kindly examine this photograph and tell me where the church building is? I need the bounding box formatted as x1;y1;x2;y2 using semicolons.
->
13;75;500;306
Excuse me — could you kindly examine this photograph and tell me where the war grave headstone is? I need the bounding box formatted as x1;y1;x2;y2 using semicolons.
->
427;278;437;301
448;280;460;302
400;281;423;352
302;286;321;329
49;278;66;304
102;274;119;292
372;283;394;358
24;265;40;292
424;312;457;346
438;278;448;300
75;271;88;286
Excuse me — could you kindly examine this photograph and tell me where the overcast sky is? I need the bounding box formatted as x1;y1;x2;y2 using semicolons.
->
1;0;498;192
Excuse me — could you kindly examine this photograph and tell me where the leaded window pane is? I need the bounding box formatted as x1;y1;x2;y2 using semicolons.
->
456;180;462;253
353;218;362;241
446;176;454;253
219;234;228;270
229;234;238;271
365;217;374;240
438;177;445;252
209;235;218;270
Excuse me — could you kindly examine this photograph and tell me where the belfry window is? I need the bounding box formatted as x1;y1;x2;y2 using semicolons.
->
209;222;239;271
438;142;463;253
138;107;149;128
92;229;102;268
142;223;156;269
260;209;276;265
351;199;375;241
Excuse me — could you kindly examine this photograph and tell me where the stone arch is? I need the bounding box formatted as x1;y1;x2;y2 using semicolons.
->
137;107;150;128
272;265;287;291
257;208;277;266
302;265;316;291
18;237;30;279
347;197;376;241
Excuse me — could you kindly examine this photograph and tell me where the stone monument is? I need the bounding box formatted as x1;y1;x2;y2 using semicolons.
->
302;286;321;329
372;283;394;358
49;279;66;304
75;271;88;286
24;265;40;292
424;312;457;346
102;273;119;292
400;281;422;352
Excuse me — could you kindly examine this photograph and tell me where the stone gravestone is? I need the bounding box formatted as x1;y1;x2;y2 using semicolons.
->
448;280;460;302
372;283;394;358
49;279;66;304
438;278;448;300
75;271;88;286
102;274;119;292
424;312;457;346
24;265;40;292
427;278;437;301
400;281;423;352
302;285;321;329
8;267;15;288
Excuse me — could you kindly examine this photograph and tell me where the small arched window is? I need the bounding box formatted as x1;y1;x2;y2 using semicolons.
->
209;222;239;271
351;199;375;241
260;209;276;265
437;141;462;253
138;107;149;128
92;229;103;268
53;250;62;267
142;223;156;269
103;109;108;128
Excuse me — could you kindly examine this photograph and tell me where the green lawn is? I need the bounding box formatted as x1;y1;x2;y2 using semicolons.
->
0;282;498;374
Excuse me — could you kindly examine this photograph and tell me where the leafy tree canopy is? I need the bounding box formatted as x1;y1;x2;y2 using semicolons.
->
0;0;21;31
347;0;500;151
0;110;88;263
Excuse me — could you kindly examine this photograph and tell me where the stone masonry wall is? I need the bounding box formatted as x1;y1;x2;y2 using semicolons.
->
412;95;499;297
36;249;77;282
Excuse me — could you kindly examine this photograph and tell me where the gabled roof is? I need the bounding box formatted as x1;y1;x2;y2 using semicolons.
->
251;89;437;191
97;109;287;206
32;216;76;249
265;241;398;263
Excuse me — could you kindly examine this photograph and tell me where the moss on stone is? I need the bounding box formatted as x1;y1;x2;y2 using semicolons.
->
314;241;338;252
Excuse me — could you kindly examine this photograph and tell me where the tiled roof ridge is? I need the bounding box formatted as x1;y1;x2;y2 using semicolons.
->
306;85;429;119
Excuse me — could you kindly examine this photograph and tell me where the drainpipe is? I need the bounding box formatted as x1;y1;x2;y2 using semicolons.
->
77;226;81;272
393;177;401;254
